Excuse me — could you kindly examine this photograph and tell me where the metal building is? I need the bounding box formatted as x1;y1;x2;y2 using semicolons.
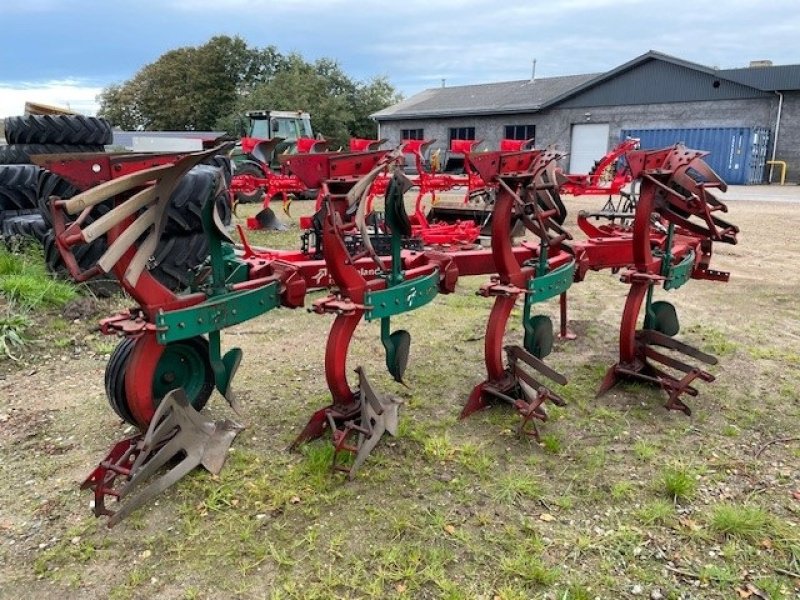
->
372;51;800;184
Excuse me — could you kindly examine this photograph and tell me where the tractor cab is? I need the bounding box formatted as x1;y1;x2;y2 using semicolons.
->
245;110;313;166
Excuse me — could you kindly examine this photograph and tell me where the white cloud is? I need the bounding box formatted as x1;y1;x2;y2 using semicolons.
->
0;80;102;118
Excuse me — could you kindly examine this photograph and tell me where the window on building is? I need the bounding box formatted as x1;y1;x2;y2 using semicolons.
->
504;124;536;141
401;128;424;140
448;127;476;142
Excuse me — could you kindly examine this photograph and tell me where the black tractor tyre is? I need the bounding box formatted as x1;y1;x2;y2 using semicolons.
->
232;161;266;204
1;213;50;248
163;165;232;236
4;115;113;146
37;170;80;228
41;230;118;297
0;144;105;165
0;164;40;211
148;232;210;291
204;154;233;187
104;338;138;425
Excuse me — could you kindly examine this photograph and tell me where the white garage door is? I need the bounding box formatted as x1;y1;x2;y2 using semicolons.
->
569;123;610;174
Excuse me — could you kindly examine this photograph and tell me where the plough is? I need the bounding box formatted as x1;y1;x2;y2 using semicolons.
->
460;147;574;440
42;140;737;526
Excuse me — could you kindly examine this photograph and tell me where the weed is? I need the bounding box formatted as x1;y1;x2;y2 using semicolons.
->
721;424;740;437
0;311;29;360
92;338;117;355
492;474;542;504
500;553;559;585
636;499;674;525
658;464;697;502
610;481;635;500
755;576;793;600
562;582;593;600
539;433;562;454
455;441;492;477
423;433;456;462
709;504;771;541
633;440;657;461
699;563;737;585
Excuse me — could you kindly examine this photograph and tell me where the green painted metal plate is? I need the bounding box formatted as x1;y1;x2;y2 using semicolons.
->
527;259;575;303
664;250;694;291
364;270;439;321
156;282;280;344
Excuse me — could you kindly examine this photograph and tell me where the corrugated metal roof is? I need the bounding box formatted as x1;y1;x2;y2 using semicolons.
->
555;58;770;108
372;51;800;121
371;73;598;120
717;65;800;91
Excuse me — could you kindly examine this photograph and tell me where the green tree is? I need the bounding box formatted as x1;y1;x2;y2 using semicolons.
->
351;76;403;140
224;57;402;147
97;35;402;142
97;35;286;130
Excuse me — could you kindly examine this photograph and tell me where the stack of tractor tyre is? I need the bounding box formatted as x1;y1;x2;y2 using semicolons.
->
0;114;233;293
0;115;112;254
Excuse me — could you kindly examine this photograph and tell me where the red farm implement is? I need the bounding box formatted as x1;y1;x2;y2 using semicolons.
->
559;137;641;214
41;140;737;525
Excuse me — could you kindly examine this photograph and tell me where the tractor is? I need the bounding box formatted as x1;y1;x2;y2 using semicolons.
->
230;110;318;229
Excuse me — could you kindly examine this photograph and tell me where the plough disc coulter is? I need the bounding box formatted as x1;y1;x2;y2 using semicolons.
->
42;141;737;525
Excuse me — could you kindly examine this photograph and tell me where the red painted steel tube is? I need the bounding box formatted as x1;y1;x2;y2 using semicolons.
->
325;313;362;406
485;296;516;381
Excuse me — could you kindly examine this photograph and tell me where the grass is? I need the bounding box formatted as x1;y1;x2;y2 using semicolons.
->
636;499;674;525
0;246;78;360
657;464;697;502
709;504;772;541
0;246;77;307
0;311;29;360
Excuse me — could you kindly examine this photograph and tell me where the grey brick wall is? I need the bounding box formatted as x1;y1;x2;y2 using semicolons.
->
377;96;798;182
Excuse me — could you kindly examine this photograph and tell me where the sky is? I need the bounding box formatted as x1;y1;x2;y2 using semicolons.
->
1;0;799;118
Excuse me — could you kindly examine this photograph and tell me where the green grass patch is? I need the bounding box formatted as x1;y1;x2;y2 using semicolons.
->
492;474;542;504
0;311;30;360
657;464;697;502
539;433;562;454
709;503;771;541
499;553;558;586
0;246;77;307
684;324;738;356
636;499;674;525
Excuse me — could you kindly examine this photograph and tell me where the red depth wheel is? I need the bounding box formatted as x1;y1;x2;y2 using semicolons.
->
120;333;214;429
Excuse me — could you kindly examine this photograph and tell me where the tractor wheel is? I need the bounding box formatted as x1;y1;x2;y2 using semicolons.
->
163;165;231;235
41;231;118;296
105;338;137;425
123;334;215;428
232;162;265;204
0;165;39;211
0;144;105;165
204;154;233;187
4;115;113;145
1;214;50;249
37;170;81;228
148;232;210;291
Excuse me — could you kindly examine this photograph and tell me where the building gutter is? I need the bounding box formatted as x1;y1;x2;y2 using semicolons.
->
769;91;783;182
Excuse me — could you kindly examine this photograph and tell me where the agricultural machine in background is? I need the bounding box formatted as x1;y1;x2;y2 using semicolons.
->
230;110;319;230
42;138;737;526
558;137;641;214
